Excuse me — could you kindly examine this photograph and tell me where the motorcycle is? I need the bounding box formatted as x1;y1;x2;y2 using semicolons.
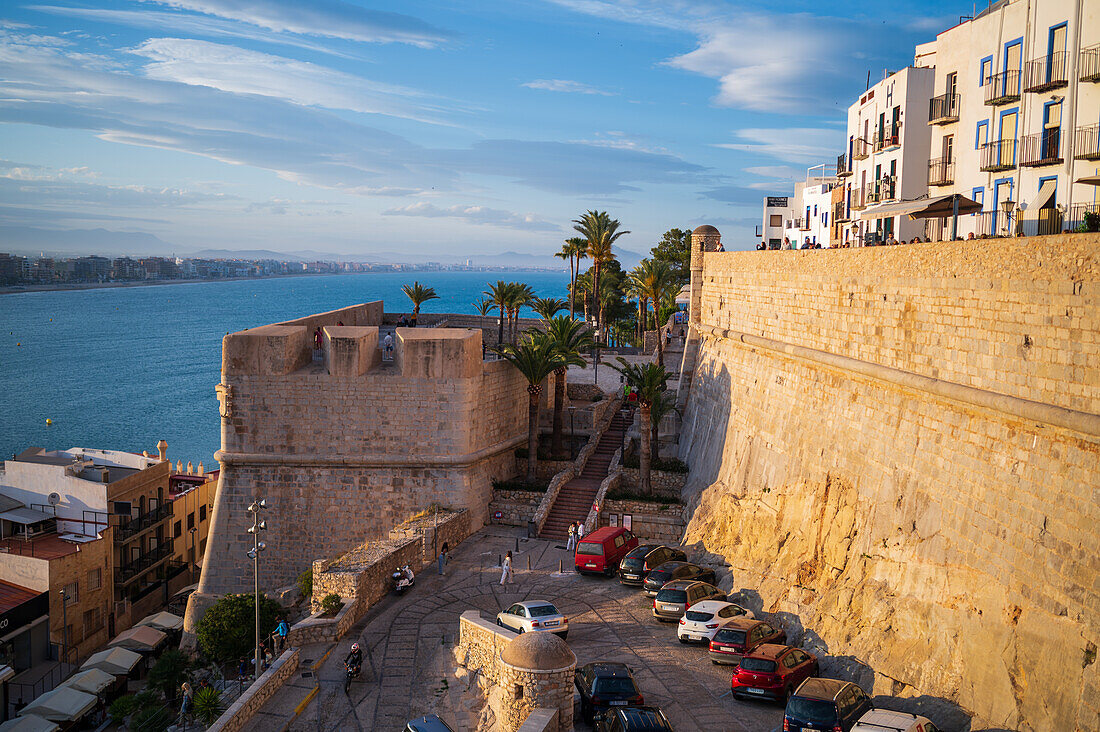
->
344;661;361;694
392;564;415;595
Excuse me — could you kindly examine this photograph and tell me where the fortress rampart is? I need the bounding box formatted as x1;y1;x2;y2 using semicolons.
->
678;233;1099;730
185;302;527;636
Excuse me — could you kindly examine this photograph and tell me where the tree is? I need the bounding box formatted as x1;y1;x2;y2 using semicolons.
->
192;686;227;727
493;332;563;482
196;593;282;664
473;297;496;318
543;316;593;458
149;649;190;702
632;259;675;367
650;228;691;286
573;210;629;340
612;360;670;496
556;237;588;316
484;280;510;345
504;282;534;342
531;297;567;321
401;281;440;327
648;388;679;462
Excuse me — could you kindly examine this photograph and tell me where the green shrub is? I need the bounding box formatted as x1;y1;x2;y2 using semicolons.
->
1084;210;1100;233
108;695;136;724
606;486;683;505
297;568;313;599
320;593;343;615
192;686;227;726
131;704;172;732
148;649;190;701
196;593;282;663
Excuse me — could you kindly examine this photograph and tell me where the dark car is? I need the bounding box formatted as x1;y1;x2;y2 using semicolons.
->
730;643;818;702
641;561;716;597
618;545;687;587
651;580;725;621
784;678;873;731
574;662;645;722
594;706;674;732
708;617;786;665
405;715;456;732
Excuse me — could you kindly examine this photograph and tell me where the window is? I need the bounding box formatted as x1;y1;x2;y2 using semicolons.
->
980;56;993;85
187;512;195;530
942;134;954;162
199;504;207;522
82;608;103;636
813;205;818;216
87;569;101;590
112;501;132;516
945;71;957;97
976;120;988;149
62;582;78;604
769;214;782;227
200;538;207;555
823;213;829;227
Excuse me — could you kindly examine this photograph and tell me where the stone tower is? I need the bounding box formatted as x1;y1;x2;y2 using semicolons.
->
492;632;576;732
677;225;721;408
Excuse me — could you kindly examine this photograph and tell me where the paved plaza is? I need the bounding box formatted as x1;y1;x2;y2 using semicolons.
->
256;525;785;732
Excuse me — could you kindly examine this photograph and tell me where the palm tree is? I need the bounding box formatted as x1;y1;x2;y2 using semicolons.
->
473;297;495;318
531;297;567;321
543;315;593;458
572;210;629;341
505;282;534;343
648;388;679;464
556;237;588;316
572;271;592;323
493;332;563;482
484;280;510;345
612;359;670;496
632;259;674;367
625;270;648;345
402;281;439;327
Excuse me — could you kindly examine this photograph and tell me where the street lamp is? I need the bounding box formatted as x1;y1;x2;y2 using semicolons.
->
246;498;267;679
592;327;601;385
1001;198;1016;236
189;527;198;584
58;588;68;663
568;406;576;459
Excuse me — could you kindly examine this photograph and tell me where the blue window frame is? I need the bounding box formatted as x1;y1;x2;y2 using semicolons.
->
1003;38;1023;70
972;187;985;210
979;55;993;85
976;120;989;149
992;177;1014;233
1048;22;1067;58
998;107;1019;165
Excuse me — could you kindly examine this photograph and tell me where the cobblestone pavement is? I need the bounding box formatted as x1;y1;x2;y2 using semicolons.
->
288;527;785;732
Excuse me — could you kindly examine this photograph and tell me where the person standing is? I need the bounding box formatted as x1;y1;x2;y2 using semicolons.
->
500;551;514;585
577;522;586;540
383;332;394;360
438;543;449;576
566;522;576;552
274;617;289;654
180;682;193;719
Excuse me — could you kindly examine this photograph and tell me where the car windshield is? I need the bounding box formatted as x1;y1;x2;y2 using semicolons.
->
655;589;686;604
621;556;644;570
684;611;714;622
527;605;558;618
714;628;747;644
576;542;604;556
594;678;637;695
786;698;838;723
740;657;777;673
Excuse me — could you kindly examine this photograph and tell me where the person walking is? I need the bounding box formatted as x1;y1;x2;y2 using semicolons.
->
438;542;449;576
274;616;289;654
383;332;394;360
566;522;577;552
500;551;514;585
180;682;193;719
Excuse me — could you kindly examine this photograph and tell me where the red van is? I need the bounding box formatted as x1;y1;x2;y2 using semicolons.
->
575;527;639;576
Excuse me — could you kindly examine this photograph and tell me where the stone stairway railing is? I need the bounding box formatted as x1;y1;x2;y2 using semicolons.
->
582;446;623;534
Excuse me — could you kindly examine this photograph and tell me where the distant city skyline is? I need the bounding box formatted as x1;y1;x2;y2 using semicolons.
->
0;0;959;255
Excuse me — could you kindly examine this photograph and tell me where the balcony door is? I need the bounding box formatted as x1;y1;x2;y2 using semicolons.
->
994;180;1014;235
942;135;954;163
1043;101;1061;160
999;110;1018;166
1049;24;1067;82
1005;41;1022;78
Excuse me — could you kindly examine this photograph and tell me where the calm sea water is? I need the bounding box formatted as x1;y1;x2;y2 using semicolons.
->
0;271;569;466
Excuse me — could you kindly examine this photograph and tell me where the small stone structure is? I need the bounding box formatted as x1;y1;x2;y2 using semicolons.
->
599;498;685;543
489;489;544;526
207;648;299;732
495;632;576;732
620;467;687;497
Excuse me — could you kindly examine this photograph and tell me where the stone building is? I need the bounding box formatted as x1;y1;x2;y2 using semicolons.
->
493;632;575;732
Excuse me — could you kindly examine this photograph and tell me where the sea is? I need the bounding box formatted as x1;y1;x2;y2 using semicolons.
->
0;270;569;467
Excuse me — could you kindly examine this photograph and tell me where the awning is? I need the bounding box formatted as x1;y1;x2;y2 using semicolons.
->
674;285;691;305
0;508;54;525
1034;178;1057;210
1075;174;1100;186
58;668;116;695
136;611;183;632
108;625;167;652
858;193;982;221
17;687;96;722
0;715;59;732
80;647;142;675
0;495;24;514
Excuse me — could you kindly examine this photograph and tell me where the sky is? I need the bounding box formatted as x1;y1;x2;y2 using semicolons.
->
0;0;964;258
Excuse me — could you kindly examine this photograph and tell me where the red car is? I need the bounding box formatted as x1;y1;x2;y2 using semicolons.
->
730;643;818;703
575;527;639;576
708;617;786;665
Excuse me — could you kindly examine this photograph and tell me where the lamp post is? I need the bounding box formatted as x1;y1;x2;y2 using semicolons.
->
1001;198;1016;236
58;588;68;663
189;527;198;583
568;406;576;459
592;326;601;386
246;498;267;679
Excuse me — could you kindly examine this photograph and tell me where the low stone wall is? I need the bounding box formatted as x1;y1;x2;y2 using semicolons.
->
599;499;686;544
388;509;472;568
311;535;422;614
489;489;544;527
513;457;573;481
207;648;299;732
286;598;359;647
455;609;517;682
619;467;686;497
517;709;559;732
566;382;604;402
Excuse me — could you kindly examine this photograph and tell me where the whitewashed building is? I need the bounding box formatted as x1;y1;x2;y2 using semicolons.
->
759;195;795;249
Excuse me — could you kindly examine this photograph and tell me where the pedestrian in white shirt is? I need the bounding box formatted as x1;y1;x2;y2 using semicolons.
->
500;551;514;585
577;522;586;540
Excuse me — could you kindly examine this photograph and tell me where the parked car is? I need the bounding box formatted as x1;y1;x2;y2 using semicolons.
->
641;561;716;597
707;617;785;664
676;600;754;643
852;709;942;732
651;580;725;621
496;601;568;638
784;678;873;731
574;662;645;722
618;545;687;587
405;715;456;732
575;527;639;576
729;643;818;702
594;706;674;732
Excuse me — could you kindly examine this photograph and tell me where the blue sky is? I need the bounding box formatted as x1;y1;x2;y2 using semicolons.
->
0;0;961;257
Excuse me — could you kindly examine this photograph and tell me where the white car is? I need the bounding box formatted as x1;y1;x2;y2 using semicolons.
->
676;600;754;643
496;601;569;638
852;710;942;732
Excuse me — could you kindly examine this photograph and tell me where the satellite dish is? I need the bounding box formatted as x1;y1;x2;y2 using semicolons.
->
47;493;61;506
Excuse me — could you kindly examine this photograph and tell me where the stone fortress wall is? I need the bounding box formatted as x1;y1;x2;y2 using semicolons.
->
185;302;528;635
677;232;1099;731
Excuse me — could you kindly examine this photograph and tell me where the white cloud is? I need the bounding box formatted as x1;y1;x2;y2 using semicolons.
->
382;202;561;232
715;128;843;165
523;79;615;96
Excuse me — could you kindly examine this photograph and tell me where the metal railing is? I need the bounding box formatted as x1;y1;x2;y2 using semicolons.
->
928;93;960;124
113;502;173;543
1081;43;1100;82
852;138;870;160
833;201;850;223
1075;125;1100;160
979;139;1016;171
836;153;851;177
872;124;901;152
116;542;174;583
850;189;868;211
928;158;955;186
789;217;805;230
1019;129;1062;167
866;176;897;204
1068;203;1099;232
1024;51;1068;92
984;69;1021;105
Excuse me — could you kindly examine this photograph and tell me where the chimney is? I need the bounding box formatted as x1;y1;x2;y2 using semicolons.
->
100;468;110;483
186;461;194;475
157;440;168;462
198;462;204;475
176;460;183;473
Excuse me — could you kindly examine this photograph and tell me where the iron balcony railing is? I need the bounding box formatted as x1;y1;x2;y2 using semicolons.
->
116;542;174;584
1074;125;1100;160
928;158;955;186
1068;203;1099;232
833;201;850;223
928;93;960;124
852;138;870;160
1081;44;1100;82
979;139;1016;171
836;153;851;177
798;217;811;231
1019;129;1062;167
113;502;173;543
850;190;868;211
866;176;897;204
1024;51;1068;93
789;216;805;230
984;69;1021;105
872;124;901;152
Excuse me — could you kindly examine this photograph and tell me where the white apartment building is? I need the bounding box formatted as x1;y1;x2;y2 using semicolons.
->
760;167;839;249
837;65;935;244
759;195;795;249
921;0;1100;238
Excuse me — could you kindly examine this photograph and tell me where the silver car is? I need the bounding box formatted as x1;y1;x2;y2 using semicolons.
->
496;601;569;638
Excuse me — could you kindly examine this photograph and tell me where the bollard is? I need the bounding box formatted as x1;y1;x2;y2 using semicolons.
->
559;559;563;574
515;537;519;552
527;556;531;571
498;554;502;568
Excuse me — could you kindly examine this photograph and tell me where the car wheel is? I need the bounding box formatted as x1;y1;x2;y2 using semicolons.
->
782;686;794;706
581;699;591;722
677;636;688;644
496;619;504;627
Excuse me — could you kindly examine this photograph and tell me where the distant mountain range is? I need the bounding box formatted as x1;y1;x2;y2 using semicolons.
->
1;225;646;269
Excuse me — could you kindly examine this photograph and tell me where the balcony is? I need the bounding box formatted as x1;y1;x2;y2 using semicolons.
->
979;139;1016;171
1019;129;1062;167
798;217;811;231
852;138;870;161
928;157;955;186
113;502;173;543
850;193;868;211
1075;125;1100;160
984;70;1021;105
788;216;805;230
872;125;901;153
833;201;850;223
836;153;851;177
973;211;998;237
1081;44;1100;82
1024;52;1068;93
866;176;897;204
928;93;960;124
116;542;173;584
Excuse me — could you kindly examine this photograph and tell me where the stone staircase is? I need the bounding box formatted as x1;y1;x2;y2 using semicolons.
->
538;409;630;540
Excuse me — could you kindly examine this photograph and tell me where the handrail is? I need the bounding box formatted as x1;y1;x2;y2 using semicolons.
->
114;502;173;542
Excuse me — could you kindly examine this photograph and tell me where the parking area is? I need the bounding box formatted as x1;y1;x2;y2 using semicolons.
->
278;526;785;732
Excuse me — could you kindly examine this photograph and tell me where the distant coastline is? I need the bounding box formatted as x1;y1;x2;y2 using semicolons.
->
0;272;326;296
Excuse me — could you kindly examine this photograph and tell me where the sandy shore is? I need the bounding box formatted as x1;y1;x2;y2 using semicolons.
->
0;272;331;295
